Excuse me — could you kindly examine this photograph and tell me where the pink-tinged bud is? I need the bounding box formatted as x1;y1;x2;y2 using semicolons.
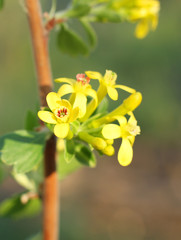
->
76;73;85;81
76;73;90;85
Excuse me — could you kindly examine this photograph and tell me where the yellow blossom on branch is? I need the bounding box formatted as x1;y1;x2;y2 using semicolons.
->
55;73;97;118
91;91;142;128
110;0;160;39
102;113;140;166
38;92;79;139
81;70;136;121
86;70;135;101
78;131;115;156
37;69;142;168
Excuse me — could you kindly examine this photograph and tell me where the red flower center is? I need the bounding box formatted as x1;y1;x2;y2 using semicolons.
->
57;108;68;118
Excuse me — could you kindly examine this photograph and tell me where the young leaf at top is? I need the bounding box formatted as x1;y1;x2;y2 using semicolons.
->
0;0;4;10
0;130;48;174
57;24;89;56
65;3;91;18
93;8;123;22
79;19;97;48
0;194;41;219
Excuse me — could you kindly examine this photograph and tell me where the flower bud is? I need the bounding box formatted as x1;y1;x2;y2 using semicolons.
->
102;145;115;156
78;132;107;150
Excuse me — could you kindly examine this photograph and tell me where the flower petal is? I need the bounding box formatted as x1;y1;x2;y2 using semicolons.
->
102;124;121;139
104;70;117;85
38;111;57;124
85;88;98;105
57;84;74;97
151;16;158;30
46;92;61;111
73;93;87;118
54;123;70;138
59;99;72;111
66;129;73;140
85;71;102;80
114;116;127;126
69;107;79;122
114;85;136;94
69;93;76;105
107;86;118;101
128;136;135;146
102;145;115;156
55;78;76;85
118;138;133;166
135;20;149;39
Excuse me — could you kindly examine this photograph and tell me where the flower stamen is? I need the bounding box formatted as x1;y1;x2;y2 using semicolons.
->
76;73;90;85
57;107;68;118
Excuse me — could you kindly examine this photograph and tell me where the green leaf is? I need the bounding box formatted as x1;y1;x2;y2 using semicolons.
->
58;151;82;180
0;194;41;219
94;97;109;115
75;143;96;167
79;19;97;47
71;120;80;134
94;8;123;22
57;24;89;56
0;0;4;10
12;172;36;191
25;110;39;131
64;139;75;163
58;142;96;180
0;130;48;173
26;232;42;240
66;3;91;18
81;112;104;128
0;159;8;183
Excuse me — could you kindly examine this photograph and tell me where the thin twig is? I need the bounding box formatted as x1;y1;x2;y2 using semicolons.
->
25;0;59;239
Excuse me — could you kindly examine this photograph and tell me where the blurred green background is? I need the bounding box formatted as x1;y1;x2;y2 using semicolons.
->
1;0;181;239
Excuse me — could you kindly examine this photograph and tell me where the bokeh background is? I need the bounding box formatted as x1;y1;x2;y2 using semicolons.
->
1;0;181;239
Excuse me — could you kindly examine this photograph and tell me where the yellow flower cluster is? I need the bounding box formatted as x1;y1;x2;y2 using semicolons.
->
110;0;160;38
38;70;142;166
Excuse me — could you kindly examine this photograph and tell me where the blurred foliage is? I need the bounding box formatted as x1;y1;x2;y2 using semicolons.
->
0;0;4;10
0;0;180;143
57;24;90;56
0;0;181;239
0;194;41;219
0;130;48;173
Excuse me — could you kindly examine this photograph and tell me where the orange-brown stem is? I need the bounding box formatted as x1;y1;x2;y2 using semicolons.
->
25;0;59;239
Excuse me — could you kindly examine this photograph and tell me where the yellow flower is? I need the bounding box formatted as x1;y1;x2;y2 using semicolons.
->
55;73;98;118
91;91;142;128
81;70;136;121
86;70;135;101
111;0;160;39
102;113;140;166
78;131;115;156
102;145;115;156
78;131;107;150
38;92;79;139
